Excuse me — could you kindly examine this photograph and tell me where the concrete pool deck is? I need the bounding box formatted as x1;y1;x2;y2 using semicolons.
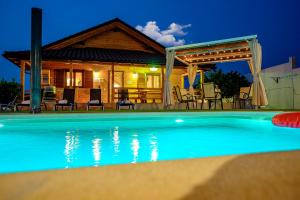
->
1;150;300;200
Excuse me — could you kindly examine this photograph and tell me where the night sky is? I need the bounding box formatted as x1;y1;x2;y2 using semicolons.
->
0;0;299;84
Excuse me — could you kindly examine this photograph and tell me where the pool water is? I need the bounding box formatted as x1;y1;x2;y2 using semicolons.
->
0;112;299;174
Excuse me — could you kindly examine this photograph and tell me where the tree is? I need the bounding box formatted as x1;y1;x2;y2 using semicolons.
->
205;70;250;98
0;79;21;104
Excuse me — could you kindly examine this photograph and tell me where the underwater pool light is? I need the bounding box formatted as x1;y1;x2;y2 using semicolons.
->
0;124;4;128
175;119;184;123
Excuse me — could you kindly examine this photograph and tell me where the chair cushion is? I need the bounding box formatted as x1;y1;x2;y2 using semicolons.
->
89;100;100;104
21;100;30;104
118;100;133;105
58;99;68;104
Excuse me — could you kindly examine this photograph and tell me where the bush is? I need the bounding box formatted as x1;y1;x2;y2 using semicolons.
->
0;79;21;104
205;69;250;98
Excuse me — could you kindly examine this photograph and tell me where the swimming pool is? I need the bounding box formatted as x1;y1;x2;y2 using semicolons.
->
0;112;299;174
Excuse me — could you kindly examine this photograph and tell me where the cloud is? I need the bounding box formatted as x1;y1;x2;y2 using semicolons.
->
136;21;191;47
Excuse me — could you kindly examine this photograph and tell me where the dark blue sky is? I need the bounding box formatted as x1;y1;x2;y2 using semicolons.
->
0;0;299;83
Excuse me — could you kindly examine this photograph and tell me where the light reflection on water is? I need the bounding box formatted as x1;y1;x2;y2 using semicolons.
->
150;135;158;162
63;127;159;167
64;131;80;168
92;138;101;166
113;127;120;155
131;134;140;163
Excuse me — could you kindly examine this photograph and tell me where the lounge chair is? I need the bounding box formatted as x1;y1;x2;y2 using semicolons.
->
16;89;47;111
116;89;135;110
55;89;77;111
173;85;196;110
87;89;104;111
233;85;253;109
0;96;18;112
44;86;56;101
201;82;223;110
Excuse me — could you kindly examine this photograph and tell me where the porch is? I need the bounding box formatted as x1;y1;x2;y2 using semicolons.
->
24;60;189;108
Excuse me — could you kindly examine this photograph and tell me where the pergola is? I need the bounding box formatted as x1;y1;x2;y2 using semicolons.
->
163;35;268;108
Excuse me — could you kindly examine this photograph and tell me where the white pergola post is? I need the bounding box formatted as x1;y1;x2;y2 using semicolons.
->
163;49;175;108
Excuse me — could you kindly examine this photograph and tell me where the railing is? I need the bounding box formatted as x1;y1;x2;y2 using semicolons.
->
113;87;162;103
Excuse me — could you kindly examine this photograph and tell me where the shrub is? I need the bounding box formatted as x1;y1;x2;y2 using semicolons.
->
0;79;21;104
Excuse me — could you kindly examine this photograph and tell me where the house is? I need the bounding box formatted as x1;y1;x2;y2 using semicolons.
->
4;18;212;107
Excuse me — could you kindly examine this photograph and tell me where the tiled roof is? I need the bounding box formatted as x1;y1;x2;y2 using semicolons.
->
3;48;186;66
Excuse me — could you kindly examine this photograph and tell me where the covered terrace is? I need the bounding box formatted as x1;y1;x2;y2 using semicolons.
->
163;35;268;109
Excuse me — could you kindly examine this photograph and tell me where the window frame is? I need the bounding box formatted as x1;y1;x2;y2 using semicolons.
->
41;69;50;86
65;70;84;88
146;73;161;89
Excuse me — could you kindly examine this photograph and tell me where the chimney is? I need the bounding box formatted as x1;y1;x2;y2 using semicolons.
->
30;8;42;113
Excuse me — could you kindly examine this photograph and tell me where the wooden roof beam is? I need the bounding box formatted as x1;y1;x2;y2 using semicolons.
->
189;57;251;65
183;51;252;62
176;46;250;57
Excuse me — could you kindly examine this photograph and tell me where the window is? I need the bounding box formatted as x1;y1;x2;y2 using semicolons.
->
66;71;83;87
66;72;71;87
75;72;83;87
146;74;160;88
41;69;50;85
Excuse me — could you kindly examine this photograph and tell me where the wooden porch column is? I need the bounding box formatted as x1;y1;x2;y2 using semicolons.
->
111;63;115;103
70;63;73;88
200;69;205;87
20;61;26;101
161;65;165;103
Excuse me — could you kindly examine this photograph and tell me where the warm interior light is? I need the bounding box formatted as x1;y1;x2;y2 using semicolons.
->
150;67;158;72
93;71;101;81
114;83;120;88
132;72;138;78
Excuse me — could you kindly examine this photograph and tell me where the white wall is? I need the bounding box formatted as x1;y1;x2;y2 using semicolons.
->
261;57;300;109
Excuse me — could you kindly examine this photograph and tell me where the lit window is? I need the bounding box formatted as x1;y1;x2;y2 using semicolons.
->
66;72;71;87
66;71;83;87
75;72;82;87
146;74;160;88
41;69;50;85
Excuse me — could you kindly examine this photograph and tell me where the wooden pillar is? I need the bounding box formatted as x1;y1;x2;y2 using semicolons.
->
200;69;205;87
70;63;73;88
20;61;26;101
161;65;165;103
111;63;115;103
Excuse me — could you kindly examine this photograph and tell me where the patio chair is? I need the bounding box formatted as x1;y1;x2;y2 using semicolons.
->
173;85;196;110
87;89;104;111
233;85;253;109
116;88;135;110
16;89;47;111
55;89;77;111
44;86;57;101
0;95;18;112
201;82;223;110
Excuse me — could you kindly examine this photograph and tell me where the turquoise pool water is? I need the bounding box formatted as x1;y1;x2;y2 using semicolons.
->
0;112;299;174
